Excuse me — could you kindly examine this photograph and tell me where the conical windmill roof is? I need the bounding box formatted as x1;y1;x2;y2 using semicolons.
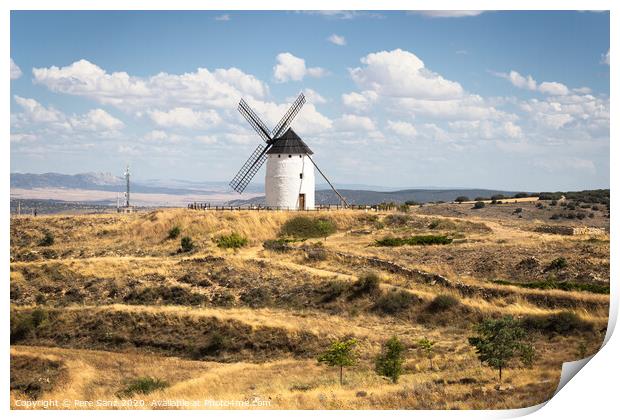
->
266;128;313;155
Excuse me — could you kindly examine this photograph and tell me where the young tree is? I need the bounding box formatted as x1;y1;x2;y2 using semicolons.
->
468;316;535;383
375;336;405;383
317;338;358;385
417;337;436;370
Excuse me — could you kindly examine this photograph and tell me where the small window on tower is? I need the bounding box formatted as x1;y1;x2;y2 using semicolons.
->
299;155;302;158
300;173;303;179
288;155;292;158
278;154;281;158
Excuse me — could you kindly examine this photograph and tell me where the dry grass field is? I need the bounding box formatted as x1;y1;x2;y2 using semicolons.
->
10;200;610;410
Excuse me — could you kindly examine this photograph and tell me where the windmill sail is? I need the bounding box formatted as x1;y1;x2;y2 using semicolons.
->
239;99;272;143
271;93;306;139
229;143;269;193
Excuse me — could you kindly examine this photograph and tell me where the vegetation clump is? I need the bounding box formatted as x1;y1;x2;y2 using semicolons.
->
455;196;470;203
545;257;568;271
280;216;336;239
521;311;593;334
375;336;405;383
179;236;195;253
167;226;181;240
383;214;412;227
350;272;381;298
263;238;294;252
38;231;54;247
374;289;419;314
427;294;460;313
10;308;49;344
317;338;358;385
375;235;452;247
216;232;248;249
473;201;486;209
117;376;169;398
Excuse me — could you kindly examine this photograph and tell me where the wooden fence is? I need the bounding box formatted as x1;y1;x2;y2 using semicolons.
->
187;203;401;211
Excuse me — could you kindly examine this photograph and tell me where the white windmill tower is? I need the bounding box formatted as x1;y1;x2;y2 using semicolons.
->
229;93;348;209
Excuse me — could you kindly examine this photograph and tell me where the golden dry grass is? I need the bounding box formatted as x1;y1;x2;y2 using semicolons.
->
10;208;609;410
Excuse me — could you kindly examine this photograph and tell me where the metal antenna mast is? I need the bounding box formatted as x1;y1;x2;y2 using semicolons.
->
124;165;130;207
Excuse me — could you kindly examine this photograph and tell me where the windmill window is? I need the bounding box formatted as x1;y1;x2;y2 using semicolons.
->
300;173;303;179
288;155;292;158
299;155;302;158
278;154;281;158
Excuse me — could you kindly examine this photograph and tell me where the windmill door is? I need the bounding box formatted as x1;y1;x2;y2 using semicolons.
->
299;194;306;210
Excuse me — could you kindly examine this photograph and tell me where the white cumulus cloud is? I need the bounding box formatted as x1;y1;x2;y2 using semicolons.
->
350;49;463;99
33;59;268;112
273;52;326;82
387;120;417;138
11;58;22;80
341;90;378;112
412;11;485;18
327;34;346;46
148;107;221;129
538;81;569;96
337;114;376;131
601;49;610;65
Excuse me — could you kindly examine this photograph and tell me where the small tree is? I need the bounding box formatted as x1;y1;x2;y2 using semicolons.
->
455;196;470;203
180;236;194;253
317;338;358;385
468;316;535;383
473;201;486;209
417;337;436;369
375;336;405;383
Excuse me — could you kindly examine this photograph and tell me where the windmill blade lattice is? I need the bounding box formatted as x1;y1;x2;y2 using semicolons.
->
229;143;269;193
271;93;306;139
238;99;272;143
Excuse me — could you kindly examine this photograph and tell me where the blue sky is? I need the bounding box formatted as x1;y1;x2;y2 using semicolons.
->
10;10;610;190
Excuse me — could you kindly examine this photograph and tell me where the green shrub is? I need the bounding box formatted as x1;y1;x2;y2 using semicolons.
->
455;196;470;203
546;257;567;271
39;231;54;246
375;235;452;247
263;238;294;252
473;201;485;209
514;192;529;198
521;311;593;334
427;294;459;312
167;226;181;240
280;216;336;239
117;377;169;398
374;289;418;314
216;232;248;249
180;236;195;253
350;272;381;298
10;308;48;344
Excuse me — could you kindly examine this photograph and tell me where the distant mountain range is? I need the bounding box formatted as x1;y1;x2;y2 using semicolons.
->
227;188;523;206
11;172;524;206
10;172;248;195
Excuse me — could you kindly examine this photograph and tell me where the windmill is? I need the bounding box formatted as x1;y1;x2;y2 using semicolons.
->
230;92;348;209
